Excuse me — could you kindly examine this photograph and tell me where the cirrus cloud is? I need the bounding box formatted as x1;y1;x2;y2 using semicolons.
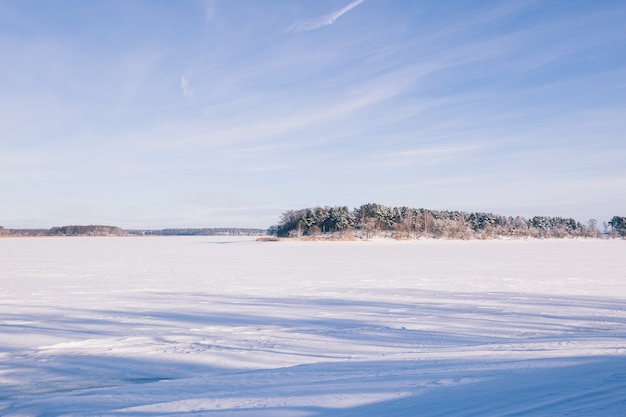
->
180;74;194;98
288;0;366;33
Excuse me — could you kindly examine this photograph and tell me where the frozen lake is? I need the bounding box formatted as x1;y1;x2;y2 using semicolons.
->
1;237;626;416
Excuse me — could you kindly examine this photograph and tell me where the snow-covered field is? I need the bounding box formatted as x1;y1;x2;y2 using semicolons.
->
1;237;625;416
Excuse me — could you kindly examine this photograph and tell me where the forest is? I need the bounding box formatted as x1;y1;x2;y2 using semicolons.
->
269;204;626;239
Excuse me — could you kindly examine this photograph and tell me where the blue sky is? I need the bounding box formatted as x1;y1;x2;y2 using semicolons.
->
1;0;625;229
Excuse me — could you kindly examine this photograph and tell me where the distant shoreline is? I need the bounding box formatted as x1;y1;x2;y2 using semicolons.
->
0;225;268;238
1;226;623;240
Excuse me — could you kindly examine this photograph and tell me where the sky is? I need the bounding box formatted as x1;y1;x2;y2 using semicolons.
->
1;0;625;229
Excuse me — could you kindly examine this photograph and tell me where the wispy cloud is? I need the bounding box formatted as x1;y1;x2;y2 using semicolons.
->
288;0;366;33
180;74;193;98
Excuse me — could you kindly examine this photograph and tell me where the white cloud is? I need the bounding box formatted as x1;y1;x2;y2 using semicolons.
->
288;0;366;33
180;74;194;98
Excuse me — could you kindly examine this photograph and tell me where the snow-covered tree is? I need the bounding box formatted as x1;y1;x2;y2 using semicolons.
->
608;216;626;237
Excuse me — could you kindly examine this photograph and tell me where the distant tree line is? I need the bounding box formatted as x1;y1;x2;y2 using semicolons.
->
0;226;48;237
48;225;128;236
0;225;127;237
269;204;626;239
0;225;266;237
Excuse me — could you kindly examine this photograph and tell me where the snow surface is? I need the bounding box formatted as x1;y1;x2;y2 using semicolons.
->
1;237;625;416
